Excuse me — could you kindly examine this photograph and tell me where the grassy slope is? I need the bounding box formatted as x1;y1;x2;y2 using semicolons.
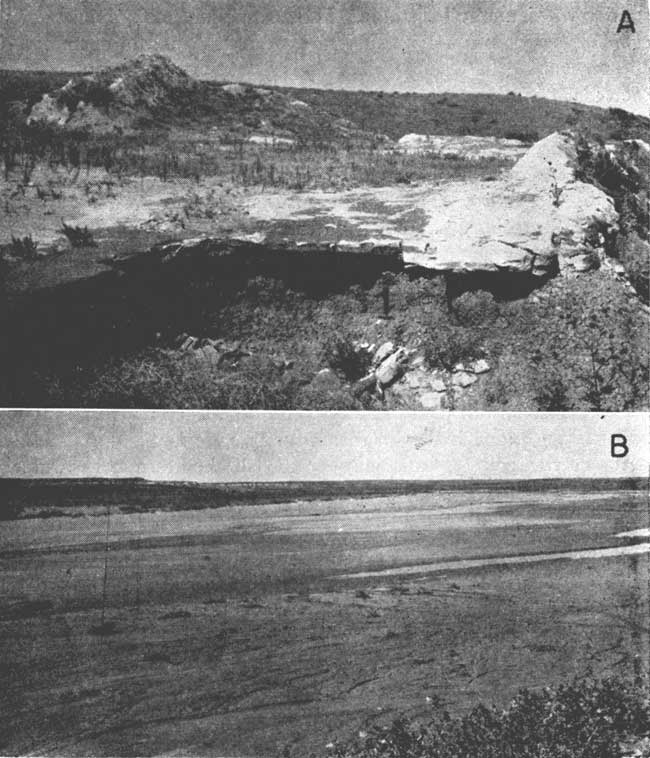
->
279;86;650;142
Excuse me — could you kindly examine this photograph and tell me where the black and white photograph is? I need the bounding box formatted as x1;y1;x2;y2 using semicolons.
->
1;2;650;757
0;411;649;757
0;0;648;410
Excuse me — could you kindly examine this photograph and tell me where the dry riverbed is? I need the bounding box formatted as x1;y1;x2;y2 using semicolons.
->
1;488;648;756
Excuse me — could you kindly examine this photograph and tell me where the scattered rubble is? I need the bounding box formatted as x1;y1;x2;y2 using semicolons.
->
345;340;492;409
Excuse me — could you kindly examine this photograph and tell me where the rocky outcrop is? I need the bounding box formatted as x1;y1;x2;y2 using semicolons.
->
404;132;620;276
26;94;70;127
27;54;196;132
240;132;629;279
107;132;637;290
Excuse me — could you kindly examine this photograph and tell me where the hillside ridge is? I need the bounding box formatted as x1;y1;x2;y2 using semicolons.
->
3;53;649;144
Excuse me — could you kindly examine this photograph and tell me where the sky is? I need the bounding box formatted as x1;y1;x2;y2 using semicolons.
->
0;411;647;482
1;0;648;114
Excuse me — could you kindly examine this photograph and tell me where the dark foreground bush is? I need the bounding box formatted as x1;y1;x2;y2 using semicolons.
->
4;234;38;260
59;221;97;248
472;272;649;411
324;332;373;382
330;678;650;758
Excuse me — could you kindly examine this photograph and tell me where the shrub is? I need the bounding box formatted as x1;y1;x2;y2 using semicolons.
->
494;274;649;411
59;221;97;248
451;290;499;327
295;383;362;410
331;677;650;758
422;321;484;371
324;333;373;382
6;235;38;260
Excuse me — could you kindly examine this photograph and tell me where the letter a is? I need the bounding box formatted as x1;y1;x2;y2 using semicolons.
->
617;10;636;32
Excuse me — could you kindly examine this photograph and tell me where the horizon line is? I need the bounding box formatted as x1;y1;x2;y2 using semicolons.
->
2;475;646;485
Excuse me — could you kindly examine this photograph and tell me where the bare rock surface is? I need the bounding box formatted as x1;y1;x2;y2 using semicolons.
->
243;132;621;276
395;133;529;160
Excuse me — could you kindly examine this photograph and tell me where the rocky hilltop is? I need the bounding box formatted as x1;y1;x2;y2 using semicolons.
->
26;54;197;132
23;55;383;144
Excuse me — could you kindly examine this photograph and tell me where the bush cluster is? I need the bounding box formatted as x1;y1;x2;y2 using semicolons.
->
474;273;649;411
330;677;650;758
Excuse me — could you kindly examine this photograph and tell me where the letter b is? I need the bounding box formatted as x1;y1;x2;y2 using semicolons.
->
611;434;629;458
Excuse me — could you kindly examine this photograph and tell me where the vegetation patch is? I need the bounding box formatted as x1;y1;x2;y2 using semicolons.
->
2;234;38;260
59;221;97;247
330;677;650;758
6;267;646;412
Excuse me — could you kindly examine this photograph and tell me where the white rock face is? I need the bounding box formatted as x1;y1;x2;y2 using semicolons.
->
396;134;528;161
404;132;619;275
243;132;622;277
509;131;578;188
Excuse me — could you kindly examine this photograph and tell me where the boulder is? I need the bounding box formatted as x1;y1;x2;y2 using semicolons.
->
402;132;619;276
452;371;478;388
376;347;408;387
373;341;395;366
428;377;448;392
179;335;198;351
353;372;379;397
468;358;490;374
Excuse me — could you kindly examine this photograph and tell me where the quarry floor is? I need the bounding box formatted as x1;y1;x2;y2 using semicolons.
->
1;488;648;757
